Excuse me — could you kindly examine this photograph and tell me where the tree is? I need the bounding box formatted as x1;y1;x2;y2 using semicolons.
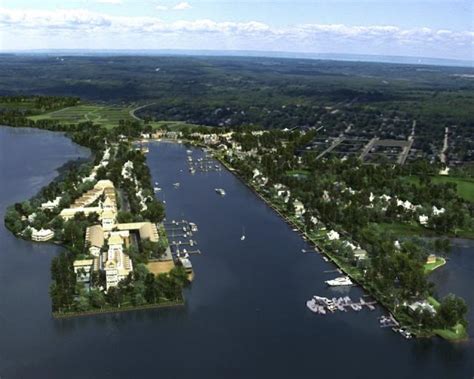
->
437;294;468;328
106;287;123;307
89;289;106;308
143;200;165;223
4;208;24;234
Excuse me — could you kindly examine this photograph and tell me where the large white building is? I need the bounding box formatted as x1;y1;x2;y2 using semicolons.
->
30;227;55;242
103;233;133;290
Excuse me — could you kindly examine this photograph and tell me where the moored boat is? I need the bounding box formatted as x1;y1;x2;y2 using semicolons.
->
325;276;353;287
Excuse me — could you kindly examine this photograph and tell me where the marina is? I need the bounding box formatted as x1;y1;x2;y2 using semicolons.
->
306;295;377;315
186;151;223;173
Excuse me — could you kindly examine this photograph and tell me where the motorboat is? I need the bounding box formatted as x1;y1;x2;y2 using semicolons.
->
215;188;226;196
325;276;353;287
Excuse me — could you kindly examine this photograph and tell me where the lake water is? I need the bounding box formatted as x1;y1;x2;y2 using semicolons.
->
0;127;473;378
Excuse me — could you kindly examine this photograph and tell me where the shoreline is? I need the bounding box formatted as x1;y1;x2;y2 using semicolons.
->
212;152;468;342
53;299;185;319
1;127;468;338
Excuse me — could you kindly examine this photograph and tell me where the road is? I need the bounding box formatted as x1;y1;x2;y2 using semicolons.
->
129;102;157;121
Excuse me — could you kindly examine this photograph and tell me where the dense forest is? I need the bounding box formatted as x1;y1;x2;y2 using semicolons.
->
0;55;472;164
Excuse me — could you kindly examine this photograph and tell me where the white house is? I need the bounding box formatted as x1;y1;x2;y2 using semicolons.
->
419;215;429;226
327;230;340;241
73;259;94;283
432;206;445;216
41;196;62;210
293;199;306;218
407;301;436;316
31;228;55;242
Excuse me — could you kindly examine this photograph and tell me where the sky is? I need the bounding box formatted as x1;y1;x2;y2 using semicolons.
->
0;0;472;61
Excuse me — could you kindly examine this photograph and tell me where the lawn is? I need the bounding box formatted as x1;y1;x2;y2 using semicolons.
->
404;175;474;202
28;104;136;129
427;297;468;341
423;257;446;274
434;324;468;341
148;120;211;131
369;222;430;237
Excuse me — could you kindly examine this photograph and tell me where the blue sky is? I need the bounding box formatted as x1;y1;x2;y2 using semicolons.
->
0;0;472;60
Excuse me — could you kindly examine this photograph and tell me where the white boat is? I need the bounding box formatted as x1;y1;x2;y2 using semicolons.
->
189;222;198;232
240;226;246;241
306;299;319;313
325;276;353;287
215;188;226;196
154;187;162;192
313;296;333;306
186;150;192;154
173;182;180;188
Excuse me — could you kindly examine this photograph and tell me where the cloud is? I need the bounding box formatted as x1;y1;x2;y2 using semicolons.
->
96;0;122;4
173;2;192;10
155;5;169;11
0;7;471;59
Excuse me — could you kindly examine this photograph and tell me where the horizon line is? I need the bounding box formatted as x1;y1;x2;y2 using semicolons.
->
1;48;473;68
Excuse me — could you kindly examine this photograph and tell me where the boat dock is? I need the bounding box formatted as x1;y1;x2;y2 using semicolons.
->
307;295;377;315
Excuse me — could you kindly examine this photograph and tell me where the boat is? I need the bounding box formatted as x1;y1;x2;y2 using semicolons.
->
306;299;319;313
186;150;192;154
189;222;198;232
325;276;353;287
240;227;246;241
399;329;412;339
173;182;180;188
313;296;332;306
215;188;226;196
327;304;337;313
350;303;361;311
154;187;162;192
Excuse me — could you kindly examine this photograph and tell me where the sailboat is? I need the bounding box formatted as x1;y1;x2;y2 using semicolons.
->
240;227;246;241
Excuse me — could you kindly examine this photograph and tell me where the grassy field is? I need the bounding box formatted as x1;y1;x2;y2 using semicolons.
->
424;257;446;274
404;175;474;202
148;120;211;131
369;222;430;237
28;104;136;129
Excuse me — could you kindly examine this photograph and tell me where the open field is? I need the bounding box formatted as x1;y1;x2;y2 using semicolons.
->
28;104;136;129
404;176;474;202
146;260;175;275
148;120;211;131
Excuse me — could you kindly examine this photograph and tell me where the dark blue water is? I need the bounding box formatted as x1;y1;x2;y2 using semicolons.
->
0;128;473;378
